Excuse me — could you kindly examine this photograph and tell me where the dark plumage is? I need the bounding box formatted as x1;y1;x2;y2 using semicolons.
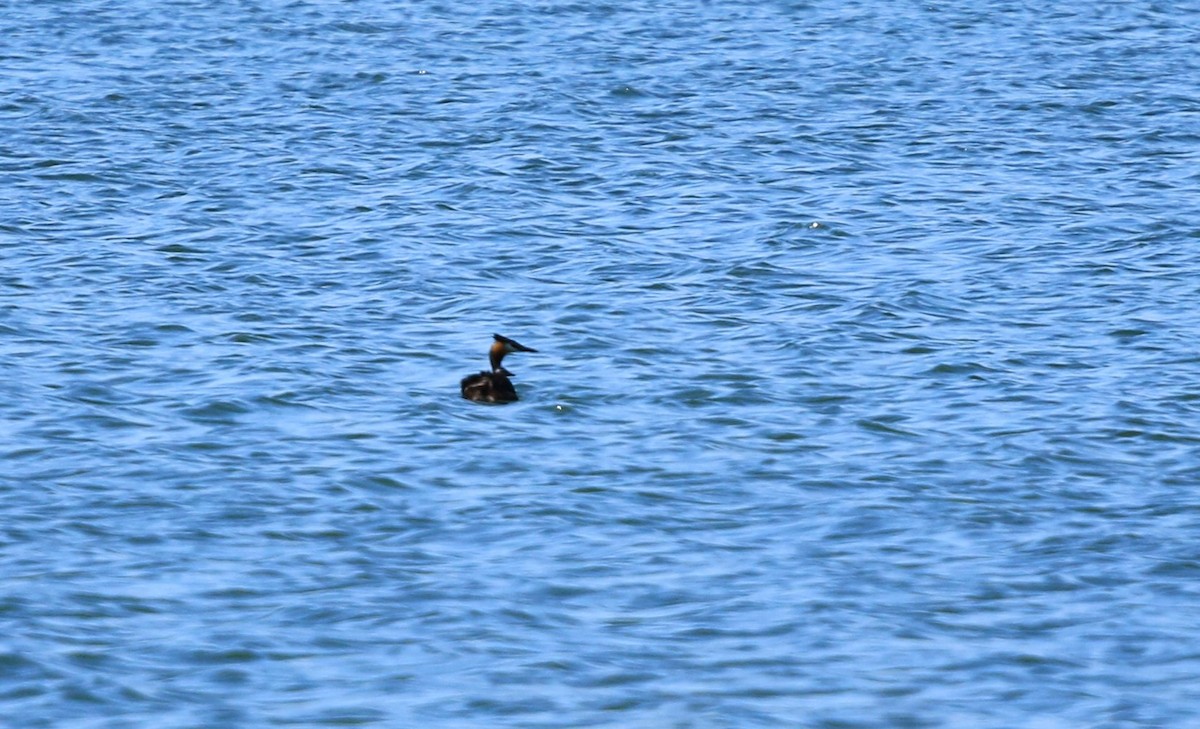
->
460;369;518;403
460;334;537;403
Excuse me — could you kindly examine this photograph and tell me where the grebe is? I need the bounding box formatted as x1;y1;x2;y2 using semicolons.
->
460;333;538;403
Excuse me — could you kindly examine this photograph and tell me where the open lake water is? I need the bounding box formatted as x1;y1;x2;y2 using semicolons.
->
3;1;1200;726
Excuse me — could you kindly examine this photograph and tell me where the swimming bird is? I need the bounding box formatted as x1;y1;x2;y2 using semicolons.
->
460;333;538;403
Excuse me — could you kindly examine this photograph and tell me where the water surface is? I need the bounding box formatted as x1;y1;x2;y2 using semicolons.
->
3;1;1200;726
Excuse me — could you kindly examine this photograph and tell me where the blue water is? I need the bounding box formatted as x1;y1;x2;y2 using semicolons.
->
3;1;1200;726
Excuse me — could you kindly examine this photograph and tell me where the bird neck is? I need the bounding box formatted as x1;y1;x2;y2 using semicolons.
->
489;342;507;372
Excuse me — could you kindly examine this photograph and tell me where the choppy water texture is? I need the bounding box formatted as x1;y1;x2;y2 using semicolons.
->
3;1;1200;726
